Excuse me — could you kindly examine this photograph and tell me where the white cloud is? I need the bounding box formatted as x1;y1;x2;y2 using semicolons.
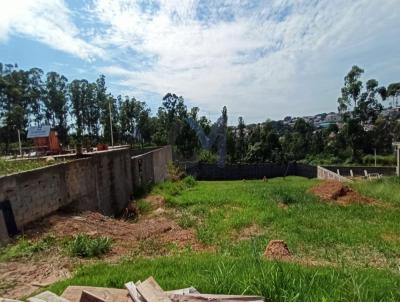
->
0;0;104;60
90;0;400;122
2;0;399;122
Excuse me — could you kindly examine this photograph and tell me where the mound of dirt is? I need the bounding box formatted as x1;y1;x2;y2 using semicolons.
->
264;240;292;259
309;181;378;205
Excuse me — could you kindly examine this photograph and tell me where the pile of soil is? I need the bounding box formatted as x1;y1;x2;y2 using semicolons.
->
264;240;292;259
309;181;378;205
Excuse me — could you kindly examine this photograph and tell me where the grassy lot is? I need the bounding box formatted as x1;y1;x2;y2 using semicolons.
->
47;177;400;301
0;158;56;176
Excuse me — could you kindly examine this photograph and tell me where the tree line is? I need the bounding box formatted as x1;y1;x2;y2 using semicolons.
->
225;66;400;165
1;63;399;164
0;63;202;157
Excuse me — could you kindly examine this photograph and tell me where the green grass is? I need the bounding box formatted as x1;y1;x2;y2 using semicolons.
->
44;177;400;300
0;236;56;261
48;253;400;301
352;176;400;206
66;234;112;258
0;158;56;176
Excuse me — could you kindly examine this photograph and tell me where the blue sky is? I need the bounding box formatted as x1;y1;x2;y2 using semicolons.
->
1;0;400;124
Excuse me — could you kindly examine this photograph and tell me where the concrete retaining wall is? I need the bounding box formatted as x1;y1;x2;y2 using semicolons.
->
186;162;317;180
131;145;173;190
0;146;172;243
317;166;352;182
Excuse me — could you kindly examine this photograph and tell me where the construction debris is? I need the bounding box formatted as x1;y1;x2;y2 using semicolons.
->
8;276;264;302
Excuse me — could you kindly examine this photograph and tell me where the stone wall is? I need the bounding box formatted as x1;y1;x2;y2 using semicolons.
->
0;146;171;243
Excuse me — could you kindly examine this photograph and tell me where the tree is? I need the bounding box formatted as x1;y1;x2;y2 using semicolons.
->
161;93;187;145
69;80;84;144
337;65;364;116
44;72;69;144
387;82;400;107
27;68;45;126
119;96;149;146
354;78;383;123
0;66;33;152
236;116;246;161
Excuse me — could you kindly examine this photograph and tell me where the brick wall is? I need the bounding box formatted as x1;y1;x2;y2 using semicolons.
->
0;146;172;243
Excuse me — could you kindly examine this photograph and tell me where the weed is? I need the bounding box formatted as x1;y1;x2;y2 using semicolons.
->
66;234;112;258
0;235;56;261
136;199;152;215
167;162;185;182
177;211;196;229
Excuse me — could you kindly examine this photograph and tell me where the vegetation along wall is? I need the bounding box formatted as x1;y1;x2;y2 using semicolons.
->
0;146;172;243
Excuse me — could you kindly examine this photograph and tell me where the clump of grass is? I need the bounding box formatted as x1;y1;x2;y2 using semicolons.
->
66;234;112;258
136;199;152;215
167;162;185;181
154;176;197;200
0;235;56;261
177;211;196;229
270;186;299;205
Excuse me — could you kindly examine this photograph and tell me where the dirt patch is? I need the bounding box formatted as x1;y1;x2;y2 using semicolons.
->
0;255;71;298
382;233;400;243
1;195;206;299
264;240;292;259
232;224;264;241
309;181;379;205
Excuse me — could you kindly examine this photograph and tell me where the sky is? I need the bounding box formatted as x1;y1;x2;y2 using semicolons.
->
0;0;399;124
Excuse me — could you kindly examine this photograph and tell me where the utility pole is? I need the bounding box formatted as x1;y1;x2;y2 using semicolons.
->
374;148;377;167
393;142;400;176
17;129;22;157
109;100;114;147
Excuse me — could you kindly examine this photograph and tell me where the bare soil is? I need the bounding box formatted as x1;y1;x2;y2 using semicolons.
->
309;181;379;205
264;240;292;259
0;195;206;299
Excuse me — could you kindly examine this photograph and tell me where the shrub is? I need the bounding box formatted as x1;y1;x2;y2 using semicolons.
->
66;234;112;258
167;162;185;182
199;149;218;163
362;154;396;166
136;199;152;215
182;175;196;187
